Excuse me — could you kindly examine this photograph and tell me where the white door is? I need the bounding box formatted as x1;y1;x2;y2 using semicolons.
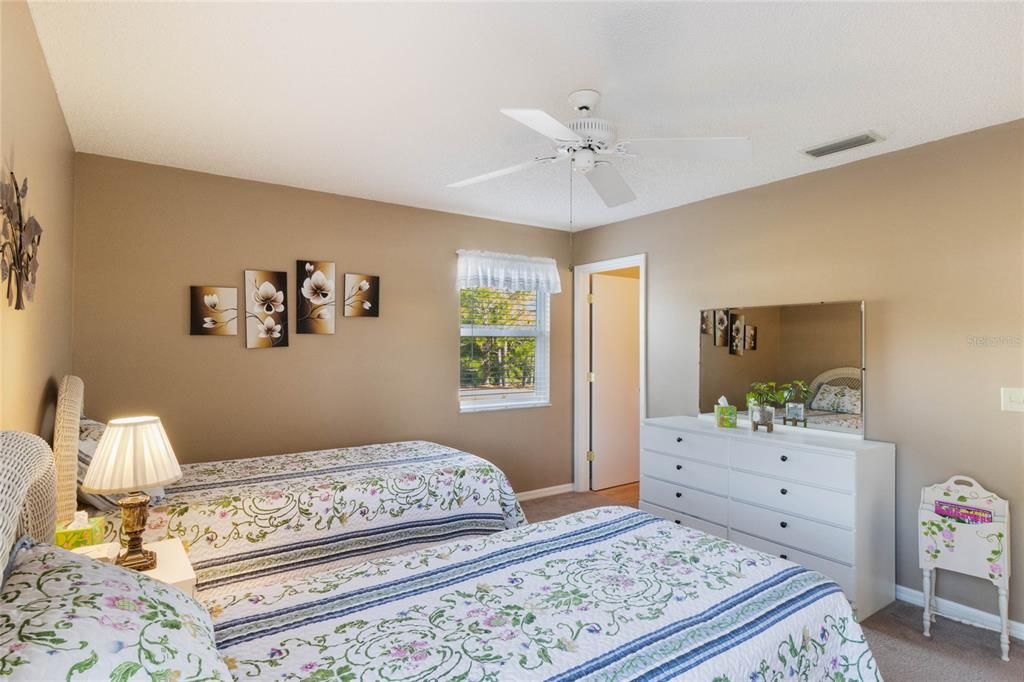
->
590;273;640;490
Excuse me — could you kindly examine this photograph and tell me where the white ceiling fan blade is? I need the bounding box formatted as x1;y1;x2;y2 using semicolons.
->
447;156;560;188
501;109;582;143
620;137;751;161
585;162;636;208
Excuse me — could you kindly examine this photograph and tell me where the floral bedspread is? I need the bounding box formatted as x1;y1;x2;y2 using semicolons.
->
96;441;525;592
207;507;881;681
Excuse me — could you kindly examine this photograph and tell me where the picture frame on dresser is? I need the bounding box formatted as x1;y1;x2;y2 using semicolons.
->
638;414;895;619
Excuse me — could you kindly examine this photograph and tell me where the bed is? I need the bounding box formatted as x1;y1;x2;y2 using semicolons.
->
0;436;881;681
53;376;526;592
735;367;864;433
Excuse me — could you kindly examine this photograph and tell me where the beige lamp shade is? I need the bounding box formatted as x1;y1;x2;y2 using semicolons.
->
81;416;182;494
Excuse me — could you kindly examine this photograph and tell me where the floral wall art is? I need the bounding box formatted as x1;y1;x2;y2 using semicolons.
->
344;273;379;318
296;260;335;334
0;173;43;310
245;270;288;348
189;286;238;336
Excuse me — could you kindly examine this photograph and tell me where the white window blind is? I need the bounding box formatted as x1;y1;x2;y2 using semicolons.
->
457;251;559;413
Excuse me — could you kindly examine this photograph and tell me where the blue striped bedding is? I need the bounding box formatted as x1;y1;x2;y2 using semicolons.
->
94;440;526;591
206;506;880;681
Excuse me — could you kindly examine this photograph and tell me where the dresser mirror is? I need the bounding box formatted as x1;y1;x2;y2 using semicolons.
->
699;300;864;435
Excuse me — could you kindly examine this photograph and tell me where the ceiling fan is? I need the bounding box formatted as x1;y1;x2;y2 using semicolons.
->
447;89;751;208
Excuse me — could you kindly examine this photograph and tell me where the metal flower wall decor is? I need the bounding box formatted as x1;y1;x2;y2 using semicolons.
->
0;172;43;310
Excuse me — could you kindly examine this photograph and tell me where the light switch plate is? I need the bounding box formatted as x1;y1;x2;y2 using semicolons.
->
1001;388;1024;412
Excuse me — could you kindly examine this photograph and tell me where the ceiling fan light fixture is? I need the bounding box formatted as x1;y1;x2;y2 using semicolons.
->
572;148;596;173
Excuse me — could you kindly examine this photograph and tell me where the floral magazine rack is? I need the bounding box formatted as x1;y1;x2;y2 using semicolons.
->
918;475;1010;661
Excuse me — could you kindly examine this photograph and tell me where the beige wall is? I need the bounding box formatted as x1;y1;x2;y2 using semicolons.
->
776;301;862;382
72;154;573;493
573;120;1024;619
0;0;75;437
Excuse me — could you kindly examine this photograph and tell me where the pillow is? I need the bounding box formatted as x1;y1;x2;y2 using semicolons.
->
77;419;164;511
0;538;230;681
810;384;862;415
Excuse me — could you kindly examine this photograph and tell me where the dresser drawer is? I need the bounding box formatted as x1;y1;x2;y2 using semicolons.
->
729;499;854;564
730;530;855;599
640;450;728;496
730;440;855;492
640;426;724;464
639;501;728;539
640;475;729;526
730;470;854;528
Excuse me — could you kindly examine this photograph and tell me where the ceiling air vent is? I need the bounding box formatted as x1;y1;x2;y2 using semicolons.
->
804;133;880;158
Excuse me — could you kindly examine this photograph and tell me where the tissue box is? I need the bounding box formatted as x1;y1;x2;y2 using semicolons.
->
54;517;106;550
714;405;737;428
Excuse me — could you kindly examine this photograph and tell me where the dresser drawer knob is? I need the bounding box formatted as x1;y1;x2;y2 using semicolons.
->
780;455;788;462
780;554;788;560
675;492;682;498
675;464;683;471
780;521;788;528
780;488;788;495
674;519;681;525
675;436;684;443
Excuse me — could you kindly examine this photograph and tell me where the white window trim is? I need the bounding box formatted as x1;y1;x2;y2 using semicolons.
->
459;290;551;413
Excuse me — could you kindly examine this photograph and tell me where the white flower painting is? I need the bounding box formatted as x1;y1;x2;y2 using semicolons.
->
190;286;237;336
343;273;379;318
296;260;335;334
244;270;288;348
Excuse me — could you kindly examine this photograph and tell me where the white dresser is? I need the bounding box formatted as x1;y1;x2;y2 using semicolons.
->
639;415;895;619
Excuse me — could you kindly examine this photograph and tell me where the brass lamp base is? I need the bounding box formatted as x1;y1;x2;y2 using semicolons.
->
116;492;156;571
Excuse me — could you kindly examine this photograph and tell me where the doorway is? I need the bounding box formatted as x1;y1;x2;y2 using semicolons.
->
572;254;646;495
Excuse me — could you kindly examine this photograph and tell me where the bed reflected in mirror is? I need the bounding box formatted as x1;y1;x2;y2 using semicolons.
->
699;301;864;435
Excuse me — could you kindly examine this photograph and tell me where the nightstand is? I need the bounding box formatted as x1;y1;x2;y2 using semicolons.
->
71;538;196;597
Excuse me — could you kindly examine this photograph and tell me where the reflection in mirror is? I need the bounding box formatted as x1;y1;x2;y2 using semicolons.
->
699;301;864;435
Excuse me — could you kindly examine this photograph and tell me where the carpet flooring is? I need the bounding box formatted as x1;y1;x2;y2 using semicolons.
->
521;492;1023;681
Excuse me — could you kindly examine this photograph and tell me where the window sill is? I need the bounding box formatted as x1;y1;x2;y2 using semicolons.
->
459;401;551;414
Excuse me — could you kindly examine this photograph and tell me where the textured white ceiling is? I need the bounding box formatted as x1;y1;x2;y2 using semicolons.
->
28;2;1023;231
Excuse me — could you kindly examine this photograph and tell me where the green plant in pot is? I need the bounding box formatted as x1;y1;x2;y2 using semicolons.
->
745;381;785;431
781;380;812;422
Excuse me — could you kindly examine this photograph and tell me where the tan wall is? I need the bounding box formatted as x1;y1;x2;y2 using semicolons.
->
573;120;1024;619
72;154;573;493
0;0;75;437
777;301;862;382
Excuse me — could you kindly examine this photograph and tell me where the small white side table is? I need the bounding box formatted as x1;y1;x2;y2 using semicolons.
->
71;538;196;598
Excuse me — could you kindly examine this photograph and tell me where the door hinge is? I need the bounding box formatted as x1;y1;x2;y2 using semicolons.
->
586;450;595;462
586;372;595;383
587;293;595;304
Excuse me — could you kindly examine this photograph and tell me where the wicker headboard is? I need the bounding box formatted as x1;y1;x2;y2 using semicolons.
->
808;366;863;400
54;375;83;525
0;431;57;565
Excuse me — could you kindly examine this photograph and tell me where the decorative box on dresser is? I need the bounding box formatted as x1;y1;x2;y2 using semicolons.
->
639;415;895;619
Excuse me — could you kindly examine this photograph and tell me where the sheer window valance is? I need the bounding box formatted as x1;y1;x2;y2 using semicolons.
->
456;250;562;295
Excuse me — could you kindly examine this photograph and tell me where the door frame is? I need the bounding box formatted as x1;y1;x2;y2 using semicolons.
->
572;253;647;492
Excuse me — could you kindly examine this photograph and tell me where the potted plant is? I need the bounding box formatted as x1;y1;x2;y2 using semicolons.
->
781;380;812;423
745;381;785;432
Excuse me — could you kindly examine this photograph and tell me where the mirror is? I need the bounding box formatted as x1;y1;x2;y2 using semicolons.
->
699;301;864;434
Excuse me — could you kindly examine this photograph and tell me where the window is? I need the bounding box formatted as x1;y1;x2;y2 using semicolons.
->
459;287;550;411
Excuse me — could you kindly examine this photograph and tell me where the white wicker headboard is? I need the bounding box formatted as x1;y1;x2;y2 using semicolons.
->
809;366;863;400
54;375;83;525
0;431;57;564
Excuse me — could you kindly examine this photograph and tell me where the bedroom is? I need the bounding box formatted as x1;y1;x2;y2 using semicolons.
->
0;1;1021;680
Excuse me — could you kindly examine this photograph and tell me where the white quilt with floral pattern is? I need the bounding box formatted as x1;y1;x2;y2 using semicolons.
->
207;507;880;681
95;441;525;593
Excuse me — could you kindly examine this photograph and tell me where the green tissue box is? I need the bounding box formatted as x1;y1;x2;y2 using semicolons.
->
54;517;105;550
714;405;738;428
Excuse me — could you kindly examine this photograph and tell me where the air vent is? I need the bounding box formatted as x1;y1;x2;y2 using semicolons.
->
805;133;880;158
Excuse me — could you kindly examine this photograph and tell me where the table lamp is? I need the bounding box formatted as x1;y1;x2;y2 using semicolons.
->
80;416;182;570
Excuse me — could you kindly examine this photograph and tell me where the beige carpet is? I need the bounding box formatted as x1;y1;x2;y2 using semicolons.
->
522;492;1023;681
